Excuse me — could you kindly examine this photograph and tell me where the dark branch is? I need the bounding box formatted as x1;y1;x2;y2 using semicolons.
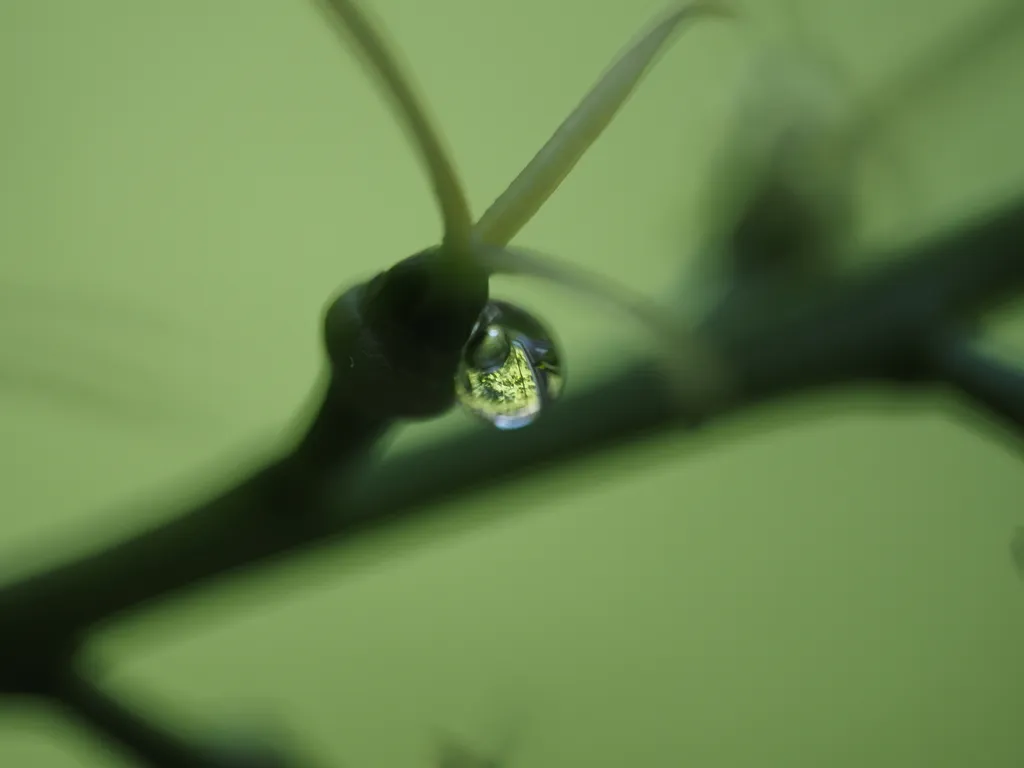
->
5;3;1020;766
1;194;1020;657
926;327;1024;438
0;176;1020;768
344;193;1024;521
50;664;309;768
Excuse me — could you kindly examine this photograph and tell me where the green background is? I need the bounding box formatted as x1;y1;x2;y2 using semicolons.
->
1;0;1022;765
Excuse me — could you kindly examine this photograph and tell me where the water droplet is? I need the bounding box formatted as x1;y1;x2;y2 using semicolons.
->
455;300;563;430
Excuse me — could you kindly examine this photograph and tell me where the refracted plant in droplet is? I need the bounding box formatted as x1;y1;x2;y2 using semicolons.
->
455;300;563;430
314;0;735;429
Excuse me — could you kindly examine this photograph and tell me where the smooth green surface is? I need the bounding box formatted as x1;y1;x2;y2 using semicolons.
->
2;0;1022;766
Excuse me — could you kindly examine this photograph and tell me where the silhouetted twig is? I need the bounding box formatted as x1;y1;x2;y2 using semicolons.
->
927;327;1024;437
1;191;1021;765
2;0;1022;765
51;663;318;768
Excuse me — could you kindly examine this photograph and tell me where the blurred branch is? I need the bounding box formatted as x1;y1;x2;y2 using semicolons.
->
2;2;1022;766
856;0;1024;136
1;192;1021;655
0;377;394;642
51;665;308;768
0;186;1020;768
345;194;1024;522
53;668;233;768
927;327;1024;439
1;193;1019;768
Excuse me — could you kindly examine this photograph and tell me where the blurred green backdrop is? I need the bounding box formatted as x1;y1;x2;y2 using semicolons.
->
1;0;1023;766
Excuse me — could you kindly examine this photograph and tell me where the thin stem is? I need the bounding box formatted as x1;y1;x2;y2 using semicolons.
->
479;242;733;404
473;0;731;247
314;0;474;255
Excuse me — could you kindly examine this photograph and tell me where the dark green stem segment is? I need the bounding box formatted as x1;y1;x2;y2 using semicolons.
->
0;195;1020;751
0;247;489;686
324;248;489;419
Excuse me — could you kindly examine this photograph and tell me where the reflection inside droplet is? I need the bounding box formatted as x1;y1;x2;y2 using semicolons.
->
455;300;564;430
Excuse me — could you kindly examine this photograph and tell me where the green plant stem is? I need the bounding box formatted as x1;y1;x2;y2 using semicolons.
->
0;381;390;647
1;194;1021;662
